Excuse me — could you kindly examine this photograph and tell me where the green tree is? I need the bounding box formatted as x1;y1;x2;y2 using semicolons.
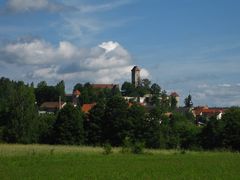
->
56;80;65;101
184;94;193;108
151;95;160;106
200;116;223;149
169;113;200;149
0;77;15;140
53;104;84;145
37;114;56;144
84;101;105;145
35;82;60;105
37;81;47;88
78;83;98;105
159;90;170;112
144;107;162;148
141;78;151;89
150;83;161;95
3;81;38;143
222;108;240;151
103;96;129;146
128;104;146;142
74;83;83;91
121;82;136;96
170;96;177;110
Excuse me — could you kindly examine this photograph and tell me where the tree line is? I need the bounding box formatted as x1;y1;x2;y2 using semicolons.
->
0;77;240;151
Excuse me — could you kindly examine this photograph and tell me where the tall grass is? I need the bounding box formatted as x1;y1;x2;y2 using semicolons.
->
0;144;240;179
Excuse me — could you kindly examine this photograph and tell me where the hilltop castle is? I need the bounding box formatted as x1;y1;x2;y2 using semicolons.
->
131;66;141;87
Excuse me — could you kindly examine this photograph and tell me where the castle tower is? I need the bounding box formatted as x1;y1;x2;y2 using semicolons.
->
131;66;141;87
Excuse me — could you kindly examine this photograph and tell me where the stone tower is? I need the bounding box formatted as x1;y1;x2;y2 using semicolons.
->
131;66;141;87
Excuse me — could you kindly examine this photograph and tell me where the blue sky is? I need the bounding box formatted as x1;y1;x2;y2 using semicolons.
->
0;0;240;106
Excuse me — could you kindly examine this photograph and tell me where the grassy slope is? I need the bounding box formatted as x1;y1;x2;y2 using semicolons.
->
0;144;240;179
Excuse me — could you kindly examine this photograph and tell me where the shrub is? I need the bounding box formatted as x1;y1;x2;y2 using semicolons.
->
131;141;145;154
120;137;132;154
103;143;112;155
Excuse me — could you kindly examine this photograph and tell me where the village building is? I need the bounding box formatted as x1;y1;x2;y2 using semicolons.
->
192;106;226;122
39;101;66;114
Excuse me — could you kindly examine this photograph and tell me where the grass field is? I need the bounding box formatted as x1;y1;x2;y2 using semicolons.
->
0;144;240;179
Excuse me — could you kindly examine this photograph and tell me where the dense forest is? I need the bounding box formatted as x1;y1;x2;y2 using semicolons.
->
0;77;240;151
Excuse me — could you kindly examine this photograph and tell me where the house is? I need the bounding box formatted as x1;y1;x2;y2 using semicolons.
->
124;94;152;106
39;101;66;114
192;106;225;120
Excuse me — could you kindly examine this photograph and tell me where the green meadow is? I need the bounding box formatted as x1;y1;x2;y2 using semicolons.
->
0;144;240;179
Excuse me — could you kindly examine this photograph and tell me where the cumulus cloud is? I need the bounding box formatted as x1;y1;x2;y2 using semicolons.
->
0;39;149;84
0;39;81;65
2;0;132;14
3;0;73;13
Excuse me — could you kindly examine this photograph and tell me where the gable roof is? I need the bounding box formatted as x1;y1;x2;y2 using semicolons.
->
82;103;96;113
193;107;225;117
40;102;66;109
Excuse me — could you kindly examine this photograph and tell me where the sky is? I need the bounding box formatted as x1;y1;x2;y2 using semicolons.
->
0;0;240;107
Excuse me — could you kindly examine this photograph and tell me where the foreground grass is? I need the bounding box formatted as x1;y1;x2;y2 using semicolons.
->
0;144;240;179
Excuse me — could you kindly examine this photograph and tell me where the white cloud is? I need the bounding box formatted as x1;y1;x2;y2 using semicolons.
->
4;0;72;13
99;41;119;52
76;0;133;14
1;39;80;65
0;39;149;84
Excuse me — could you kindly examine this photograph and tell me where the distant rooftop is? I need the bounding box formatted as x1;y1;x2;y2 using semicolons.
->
91;84;119;89
82;103;96;113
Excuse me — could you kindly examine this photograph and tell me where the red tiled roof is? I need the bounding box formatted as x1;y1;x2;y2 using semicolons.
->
82;103;96;113
91;84;119;89
40;102;65;109
193;107;225;116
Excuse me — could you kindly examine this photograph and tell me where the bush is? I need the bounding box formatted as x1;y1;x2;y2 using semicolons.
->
103;143;112;155
131;141;145;154
120;137;132;154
